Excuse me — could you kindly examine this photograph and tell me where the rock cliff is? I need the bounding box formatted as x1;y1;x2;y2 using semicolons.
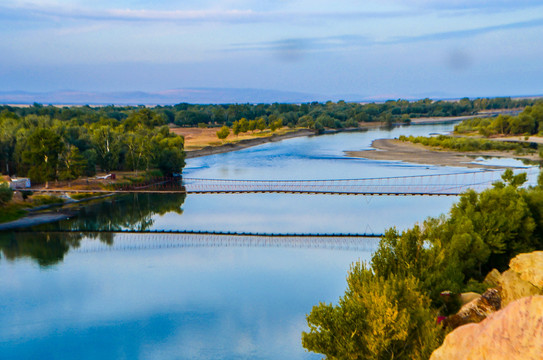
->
499;251;543;306
430;295;543;360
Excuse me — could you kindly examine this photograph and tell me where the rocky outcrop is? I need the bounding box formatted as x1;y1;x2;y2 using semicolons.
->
499;251;543;306
430;295;543;360
484;268;501;287
441;288;500;329
509;251;543;287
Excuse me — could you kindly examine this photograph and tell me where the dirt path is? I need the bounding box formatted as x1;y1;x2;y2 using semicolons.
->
346;139;539;169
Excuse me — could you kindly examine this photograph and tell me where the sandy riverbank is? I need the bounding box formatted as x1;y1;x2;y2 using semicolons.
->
346;139;540;169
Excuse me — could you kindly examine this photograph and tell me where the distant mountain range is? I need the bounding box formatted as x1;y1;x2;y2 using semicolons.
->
0;88;370;105
1;88;540;106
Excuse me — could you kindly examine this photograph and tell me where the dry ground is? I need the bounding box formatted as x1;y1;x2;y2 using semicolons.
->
169;126;307;151
347;139;540;169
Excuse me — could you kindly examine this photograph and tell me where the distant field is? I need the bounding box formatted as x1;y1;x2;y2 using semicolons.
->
169;126;296;150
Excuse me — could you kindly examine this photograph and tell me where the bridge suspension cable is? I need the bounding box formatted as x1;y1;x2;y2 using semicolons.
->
183;168;537;196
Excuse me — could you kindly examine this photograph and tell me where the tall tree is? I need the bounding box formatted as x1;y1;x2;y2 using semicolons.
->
91;125;122;173
23;128;64;187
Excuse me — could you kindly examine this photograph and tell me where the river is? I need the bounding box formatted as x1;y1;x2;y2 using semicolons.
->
0;123;536;359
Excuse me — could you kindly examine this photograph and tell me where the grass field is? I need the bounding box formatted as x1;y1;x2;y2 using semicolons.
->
169;126;300;151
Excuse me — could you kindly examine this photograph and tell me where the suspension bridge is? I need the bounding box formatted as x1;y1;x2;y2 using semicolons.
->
182;170;506;196
31;168;537;196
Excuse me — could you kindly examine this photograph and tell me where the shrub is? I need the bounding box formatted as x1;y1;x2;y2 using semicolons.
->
302;262;444;360
0;182;13;205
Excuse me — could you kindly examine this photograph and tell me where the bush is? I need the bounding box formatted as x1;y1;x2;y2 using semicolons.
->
302;262;443;360
216;125;230;140
30;195;64;206
303;169;543;359
0;182;13;205
399;135;533;153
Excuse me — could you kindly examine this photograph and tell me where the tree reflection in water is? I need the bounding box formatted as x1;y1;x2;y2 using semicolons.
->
0;193;186;266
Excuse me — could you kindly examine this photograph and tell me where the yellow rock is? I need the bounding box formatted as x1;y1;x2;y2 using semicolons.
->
484;268;501;287
459;292;481;306
509;251;543;288
498;251;543;306
430;296;543;360
500;269;541;306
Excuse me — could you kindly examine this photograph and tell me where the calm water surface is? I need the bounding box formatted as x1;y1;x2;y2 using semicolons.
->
0;124;535;359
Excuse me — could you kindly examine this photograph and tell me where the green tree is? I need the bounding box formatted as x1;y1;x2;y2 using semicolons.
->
302;262;443;360
232;120;241;136
155;136;185;176
125;131;150;174
248;119;257;132
0;181;13;205
216;126;230;140
91;125;122;173
256;118;267;131
126;108;166;129
0;116;19;175
238;118;249;133
58;145;87;181
23;128;64;186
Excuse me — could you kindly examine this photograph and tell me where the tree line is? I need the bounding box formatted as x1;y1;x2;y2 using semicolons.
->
302;170;543;359
454;101;543;136
166;97;535;129
1;97;537;182
0;107;185;184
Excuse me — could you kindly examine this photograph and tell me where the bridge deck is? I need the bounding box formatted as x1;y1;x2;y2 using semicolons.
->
25;169;537;196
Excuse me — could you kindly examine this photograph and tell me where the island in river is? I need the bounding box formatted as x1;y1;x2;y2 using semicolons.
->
347;138;541;169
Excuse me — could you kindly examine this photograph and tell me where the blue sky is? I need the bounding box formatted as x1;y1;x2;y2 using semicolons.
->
1;0;543;100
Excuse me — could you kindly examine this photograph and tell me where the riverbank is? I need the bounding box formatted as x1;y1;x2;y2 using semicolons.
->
0;211;76;231
346;139;540;169
0;193;113;230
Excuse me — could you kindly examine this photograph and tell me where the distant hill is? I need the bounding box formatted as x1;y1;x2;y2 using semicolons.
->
1;89;540;106
0;88;369;105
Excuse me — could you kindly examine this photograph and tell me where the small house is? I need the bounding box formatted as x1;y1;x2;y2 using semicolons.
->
9;177;31;189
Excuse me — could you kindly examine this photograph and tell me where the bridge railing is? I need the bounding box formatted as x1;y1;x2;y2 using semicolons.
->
182;169;536;195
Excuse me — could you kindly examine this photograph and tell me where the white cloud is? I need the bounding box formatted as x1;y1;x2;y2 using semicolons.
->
0;1;417;25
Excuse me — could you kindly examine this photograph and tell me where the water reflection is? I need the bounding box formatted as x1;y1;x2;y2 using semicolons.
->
36;193;186;232
0;234;375;360
0;231;86;267
0;193;186;266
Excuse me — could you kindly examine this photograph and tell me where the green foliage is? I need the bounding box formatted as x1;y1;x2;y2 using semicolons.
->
2;100;539;183
399;134;534;153
0;203;26;223
454;102;543;136
216;125;230;140
30;194;64;206
302;262;443;360
22;128;64;184
304;169;543;360
256;117;267;131
0;182;13;205
372;170;541;299
58;145;87;181
158;147;185;176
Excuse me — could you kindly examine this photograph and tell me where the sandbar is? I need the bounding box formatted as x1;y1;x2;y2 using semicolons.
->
346;139;540;169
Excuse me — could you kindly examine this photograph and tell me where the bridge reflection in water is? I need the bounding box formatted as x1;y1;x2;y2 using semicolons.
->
68;233;382;253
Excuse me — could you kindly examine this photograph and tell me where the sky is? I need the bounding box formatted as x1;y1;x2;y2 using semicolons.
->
1;0;543;101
